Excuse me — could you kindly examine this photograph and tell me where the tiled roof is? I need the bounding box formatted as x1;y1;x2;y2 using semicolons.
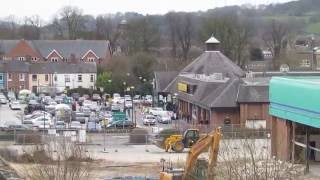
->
181;51;245;78
0;40;110;59
154;71;179;93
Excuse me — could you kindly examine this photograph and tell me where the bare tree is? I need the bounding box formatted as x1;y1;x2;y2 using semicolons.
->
19;15;42;40
263;19;288;68
166;12;178;58
59;6;84;39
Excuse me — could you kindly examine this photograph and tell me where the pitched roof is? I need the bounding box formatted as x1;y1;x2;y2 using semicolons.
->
205;36;220;44
237;85;269;103
31;40;109;59
0;40;110;59
181;51;244;78
29;62;97;74
3;60;30;73
165;75;240;109
154;71;179;93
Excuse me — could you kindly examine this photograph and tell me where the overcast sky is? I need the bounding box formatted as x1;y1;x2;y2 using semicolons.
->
2;0;295;22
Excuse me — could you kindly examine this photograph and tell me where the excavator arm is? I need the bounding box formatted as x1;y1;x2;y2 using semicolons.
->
183;127;222;180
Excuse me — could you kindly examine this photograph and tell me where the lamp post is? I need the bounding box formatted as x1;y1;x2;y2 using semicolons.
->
130;86;135;126
123;81;126;112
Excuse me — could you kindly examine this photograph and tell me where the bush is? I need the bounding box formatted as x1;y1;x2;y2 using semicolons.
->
129;128;148;144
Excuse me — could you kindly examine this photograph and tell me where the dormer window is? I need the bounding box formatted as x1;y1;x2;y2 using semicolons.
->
18;57;25;61
51;57;59;62
31;57;38;61
88;57;95;62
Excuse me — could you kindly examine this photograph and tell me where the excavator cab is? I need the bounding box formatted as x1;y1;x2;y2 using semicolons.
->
183;129;200;148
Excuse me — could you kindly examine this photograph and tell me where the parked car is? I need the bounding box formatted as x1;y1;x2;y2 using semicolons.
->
87;122;101;132
6;124;30;131
24;102;45;114
32;117;52;128
156;114;172;124
55;121;66;129
144;95;153;104
54;96;64;104
0;96;7;104
22;120;34;128
92;94;101;101
72;112;88;123
70;121;82;129
143;115;156;125
107;120;134;129
133;95;141;104
83;100;92;107
111;104;121;112
148;107;164;116
125;100;133;108
9;101;21;110
81;107;91;117
71;93;80;101
82;94;90;100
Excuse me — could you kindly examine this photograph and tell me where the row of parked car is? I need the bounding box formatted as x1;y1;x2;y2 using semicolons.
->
142;107;176;126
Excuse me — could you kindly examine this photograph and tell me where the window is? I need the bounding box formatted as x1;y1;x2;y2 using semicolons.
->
0;75;2;81
90;75;94;82
8;74;12;81
18;57;25;61
51;57;59;62
54;75;57;81
301;59;311;67
65;75;70;82
31;57;38;61
78;86;82;88
20;85;24;89
78;75;82;82
45;74;49;81
32;74;37;81
66;86;70;90
88;57;95;62
19;74;25;81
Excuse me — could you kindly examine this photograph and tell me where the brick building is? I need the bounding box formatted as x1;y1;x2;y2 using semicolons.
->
154;36;320;132
4;60;29;92
0;39;111;65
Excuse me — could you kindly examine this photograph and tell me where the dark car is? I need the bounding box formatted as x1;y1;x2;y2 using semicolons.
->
24;103;45;114
107;120;134;129
72;112;88;124
6;124;30;132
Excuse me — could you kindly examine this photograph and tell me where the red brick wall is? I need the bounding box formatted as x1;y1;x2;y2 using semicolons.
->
211;108;240;125
7;40;41;60
7;73;29;92
240;103;271;129
271;116;292;161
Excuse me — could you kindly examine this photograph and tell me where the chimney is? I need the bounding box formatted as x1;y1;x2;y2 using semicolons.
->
205;35;220;51
70;54;77;64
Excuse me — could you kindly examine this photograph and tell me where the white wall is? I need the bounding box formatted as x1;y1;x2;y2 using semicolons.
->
54;73;96;92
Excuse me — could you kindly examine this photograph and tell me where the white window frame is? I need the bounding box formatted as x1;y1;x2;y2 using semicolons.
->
31;57;38;61
8;73;12;81
18;57;25;61
19;74;25;81
65;75;70;82
51;57;59;62
88;57;95;62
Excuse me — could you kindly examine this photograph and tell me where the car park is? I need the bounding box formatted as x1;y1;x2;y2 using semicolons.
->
9;101;21;110
143;115;156;125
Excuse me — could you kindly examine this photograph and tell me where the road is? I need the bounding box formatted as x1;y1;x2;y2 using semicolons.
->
0;103;23;126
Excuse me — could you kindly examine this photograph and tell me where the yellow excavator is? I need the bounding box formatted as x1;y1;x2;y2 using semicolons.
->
159;127;222;180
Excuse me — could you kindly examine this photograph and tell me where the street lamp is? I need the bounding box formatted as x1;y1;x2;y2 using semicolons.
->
130;86;135;126
123;81;126;112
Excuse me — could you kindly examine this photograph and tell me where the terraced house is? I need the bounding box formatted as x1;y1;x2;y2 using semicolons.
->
0;39;111;65
0;39;104;93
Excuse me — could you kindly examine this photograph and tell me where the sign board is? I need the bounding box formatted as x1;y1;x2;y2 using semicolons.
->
177;82;187;92
112;112;126;121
